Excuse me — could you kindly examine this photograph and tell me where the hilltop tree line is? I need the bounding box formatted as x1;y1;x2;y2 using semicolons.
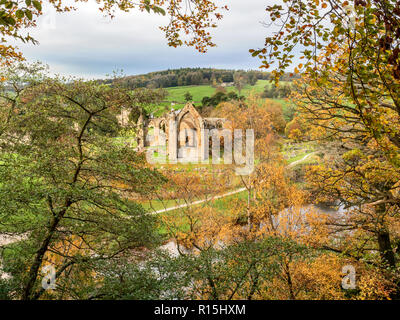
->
106;68;299;89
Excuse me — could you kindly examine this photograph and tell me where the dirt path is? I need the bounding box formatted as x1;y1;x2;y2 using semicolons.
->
287;152;316;168
151;187;247;214
150;152;316;215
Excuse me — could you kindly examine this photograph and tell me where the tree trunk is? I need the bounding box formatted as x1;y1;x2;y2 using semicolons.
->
377;231;396;268
22;213;63;300
285;265;296;300
375;203;396;268
247;188;252;229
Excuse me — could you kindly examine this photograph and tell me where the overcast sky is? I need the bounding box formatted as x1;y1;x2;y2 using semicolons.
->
12;1;281;79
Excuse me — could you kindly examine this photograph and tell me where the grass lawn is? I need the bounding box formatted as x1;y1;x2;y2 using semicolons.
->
287;151;309;164
164;80;275;104
145;187;247;214
209;189;248;211
145;80;294;117
281;141;321;166
113;136;137;148
155;189;248;236
166;85;218;103
141;198;186;212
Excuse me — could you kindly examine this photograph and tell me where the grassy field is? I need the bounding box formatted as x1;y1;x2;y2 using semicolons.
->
166;85;218;103
146;80;293;117
165;80;274;103
281;141;321;166
155;189;248;235
141;198;186;212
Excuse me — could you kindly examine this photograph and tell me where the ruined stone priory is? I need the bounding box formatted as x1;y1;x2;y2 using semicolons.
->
138;103;228;162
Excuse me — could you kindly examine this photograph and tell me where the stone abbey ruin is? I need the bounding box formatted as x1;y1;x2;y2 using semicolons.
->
137;103;228;162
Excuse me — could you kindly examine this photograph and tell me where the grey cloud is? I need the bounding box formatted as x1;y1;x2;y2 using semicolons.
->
13;0;281;78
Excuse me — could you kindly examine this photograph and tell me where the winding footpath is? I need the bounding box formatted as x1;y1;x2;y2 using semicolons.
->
287;152;316;168
151;187;247;214
149;152;316;215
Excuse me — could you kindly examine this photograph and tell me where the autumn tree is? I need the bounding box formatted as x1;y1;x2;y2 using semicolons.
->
157;168;312;300
233;72;247;95
211;95;279;162
248;0;400;290
210;95;283;228
284;115;309;141
157;167;236;250
0;69;167;299
253;0;400;170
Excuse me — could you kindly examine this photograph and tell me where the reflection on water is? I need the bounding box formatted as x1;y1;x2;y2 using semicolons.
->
160;202;351;255
160;202;347;256
313;202;347;214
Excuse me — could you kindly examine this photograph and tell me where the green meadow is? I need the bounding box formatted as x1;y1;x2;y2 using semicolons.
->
146;80;293;117
165;79;271;103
